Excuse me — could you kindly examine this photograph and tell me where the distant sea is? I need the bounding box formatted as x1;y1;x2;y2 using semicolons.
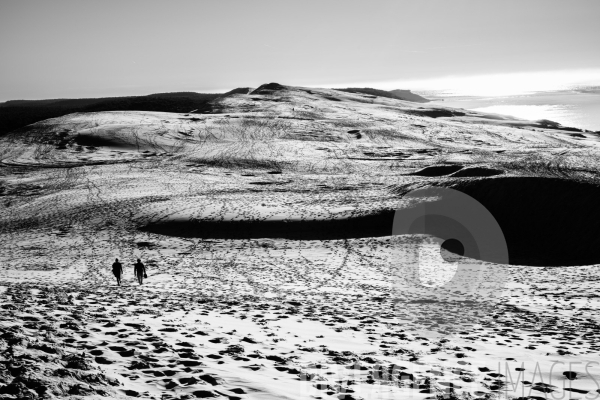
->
419;87;600;132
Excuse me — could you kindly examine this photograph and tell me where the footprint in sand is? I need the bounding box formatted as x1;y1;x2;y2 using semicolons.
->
95;356;113;365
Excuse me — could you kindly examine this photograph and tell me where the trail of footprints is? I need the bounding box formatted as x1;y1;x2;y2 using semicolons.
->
2;275;600;400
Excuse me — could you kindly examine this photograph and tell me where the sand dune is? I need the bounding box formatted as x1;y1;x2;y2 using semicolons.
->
1;83;600;399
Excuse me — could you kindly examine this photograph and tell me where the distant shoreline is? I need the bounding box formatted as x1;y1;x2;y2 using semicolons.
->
421;90;600;132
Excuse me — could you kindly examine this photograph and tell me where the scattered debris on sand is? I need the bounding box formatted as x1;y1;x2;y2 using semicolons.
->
1;83;600;399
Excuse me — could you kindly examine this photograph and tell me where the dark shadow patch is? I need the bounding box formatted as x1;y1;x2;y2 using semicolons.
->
142;176;600;266
190;158;286;170
404;108;466;118
140;211;396;240
136;241;156;249
248;181;290;185
75;134;121;148
449;167;503;177
446;177;600;266
411;165;464;177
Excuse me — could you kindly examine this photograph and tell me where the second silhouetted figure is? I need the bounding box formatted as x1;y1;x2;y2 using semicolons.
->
112;258;123;286
133;259;146;285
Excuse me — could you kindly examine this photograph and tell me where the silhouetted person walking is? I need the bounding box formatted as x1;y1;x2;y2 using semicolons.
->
112;258;123;286
134;259;146;285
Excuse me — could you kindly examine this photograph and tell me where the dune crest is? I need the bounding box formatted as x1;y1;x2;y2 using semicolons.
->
2;83;600;399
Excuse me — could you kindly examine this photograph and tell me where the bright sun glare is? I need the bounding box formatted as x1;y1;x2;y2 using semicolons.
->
330;69;600;97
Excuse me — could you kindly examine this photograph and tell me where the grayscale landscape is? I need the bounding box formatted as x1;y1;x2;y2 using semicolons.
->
0;2;600;400
2;83;600;399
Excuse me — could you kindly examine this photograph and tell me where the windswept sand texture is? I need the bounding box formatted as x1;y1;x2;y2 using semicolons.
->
1;83;600;400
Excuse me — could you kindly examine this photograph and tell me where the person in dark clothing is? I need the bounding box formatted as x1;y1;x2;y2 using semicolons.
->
133;259;146;285
112;258;123;286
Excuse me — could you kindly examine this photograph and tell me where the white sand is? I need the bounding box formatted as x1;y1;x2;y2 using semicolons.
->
1;84;599;399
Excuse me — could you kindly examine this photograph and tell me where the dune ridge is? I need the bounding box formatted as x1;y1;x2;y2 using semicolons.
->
1;83;600;399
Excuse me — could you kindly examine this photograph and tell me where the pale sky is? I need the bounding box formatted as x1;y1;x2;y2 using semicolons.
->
1;0;599;100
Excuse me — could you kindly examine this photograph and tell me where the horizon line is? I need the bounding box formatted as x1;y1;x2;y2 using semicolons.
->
2;68;600;102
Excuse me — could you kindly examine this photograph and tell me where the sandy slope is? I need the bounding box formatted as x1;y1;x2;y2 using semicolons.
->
1;83;600;400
